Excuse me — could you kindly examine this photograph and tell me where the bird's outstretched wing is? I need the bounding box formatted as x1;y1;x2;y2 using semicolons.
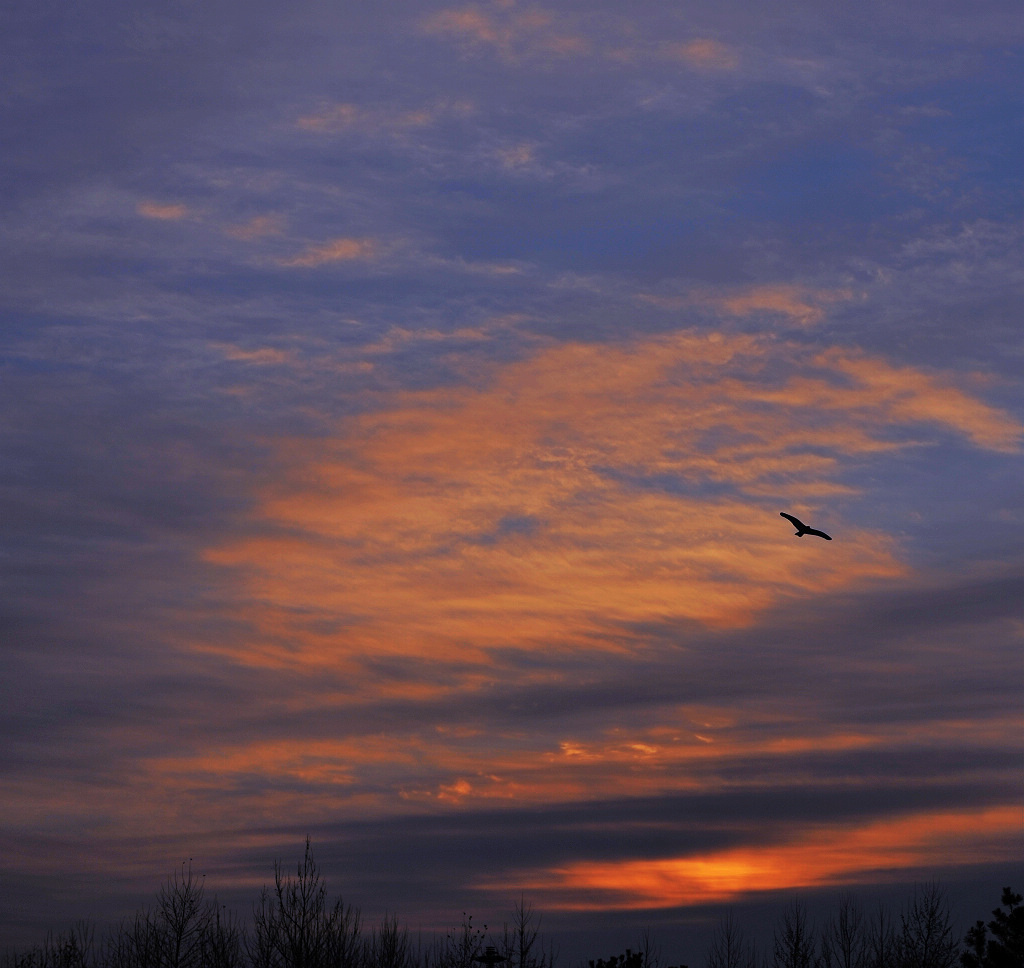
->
780;511;832;539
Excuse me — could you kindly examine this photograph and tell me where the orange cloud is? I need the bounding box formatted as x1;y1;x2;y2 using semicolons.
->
821;351;1021;452
664;38;739;71
212;342;295;366
640;285;853;326
716;285;852;326
19;648;1017;839
421;5;587;60
136;200;189;220
423;8;501;45
200;330;1019;674
131;709;895;826
297;102;362;131
479;805;1021;909
497;142;537;169
296;100;474;134
278;236;377;267
224;214;284;240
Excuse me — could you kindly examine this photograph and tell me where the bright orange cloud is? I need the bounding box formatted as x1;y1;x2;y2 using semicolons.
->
278;236;377;267
479;804;1021;908
821;351;1020;452
200;330;1019;675
10;697;1021;841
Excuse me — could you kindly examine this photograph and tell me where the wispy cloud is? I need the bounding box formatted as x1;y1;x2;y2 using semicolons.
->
278;236;378;267
136;200;189;220
640;285;855;328
201;330;1018;678
211;342;296;366
495;141;538;171
662;38;740;71
296;99;474;135
421;4;588;61
224;214;285;241
715;285;853;326
817;350;1021;452
296;102;362;131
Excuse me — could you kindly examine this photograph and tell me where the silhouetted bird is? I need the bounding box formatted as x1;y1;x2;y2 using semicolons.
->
780;512;832;540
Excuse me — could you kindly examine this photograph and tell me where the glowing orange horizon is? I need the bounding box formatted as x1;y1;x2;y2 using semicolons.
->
476;804;1023;910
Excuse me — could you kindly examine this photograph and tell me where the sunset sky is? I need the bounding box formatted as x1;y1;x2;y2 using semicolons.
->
2;0;1022;958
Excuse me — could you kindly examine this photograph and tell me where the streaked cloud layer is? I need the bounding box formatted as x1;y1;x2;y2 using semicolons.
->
203;330;1014;669
1;0;1022;957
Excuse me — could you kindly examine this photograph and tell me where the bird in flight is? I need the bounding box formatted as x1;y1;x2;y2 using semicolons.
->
780;512;832;540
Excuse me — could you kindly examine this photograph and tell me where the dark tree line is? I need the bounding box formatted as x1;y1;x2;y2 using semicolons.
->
962;889;1024;968
3;840;554;968
4;842;1020;968
703;884;1023;968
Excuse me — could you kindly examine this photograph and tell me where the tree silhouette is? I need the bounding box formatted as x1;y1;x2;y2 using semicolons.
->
706;912;757;968
894;883;959;968
962;887;1024;968
426;912;488;968
588;949;645;968
369;915;414;968
200;907;245;968
772;900;816;968
498;898;556;968
820;895;867;968
10;842;1024;968
864;902;896;968
249;837;361;968
4;922;95;968
103;862;240;968
588;940;686;968
160;862;213;968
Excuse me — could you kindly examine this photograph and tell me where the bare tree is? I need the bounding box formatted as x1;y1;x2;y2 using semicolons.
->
107;909;163;968
587;950;644;968
102;862;239;968
159;861;213;968
707;912;757;968
498;898;556;968
772;899;817;968
864;903;896;968
424;913;488;968
637;930;661;968
370;915;413;968
326;903;363;968
249;837;362;968
1;922;95;968
200;906;245;968
894;884;958;968
820;896;867;968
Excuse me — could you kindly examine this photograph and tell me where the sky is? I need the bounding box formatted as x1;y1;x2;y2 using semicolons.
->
1;0;1023;959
